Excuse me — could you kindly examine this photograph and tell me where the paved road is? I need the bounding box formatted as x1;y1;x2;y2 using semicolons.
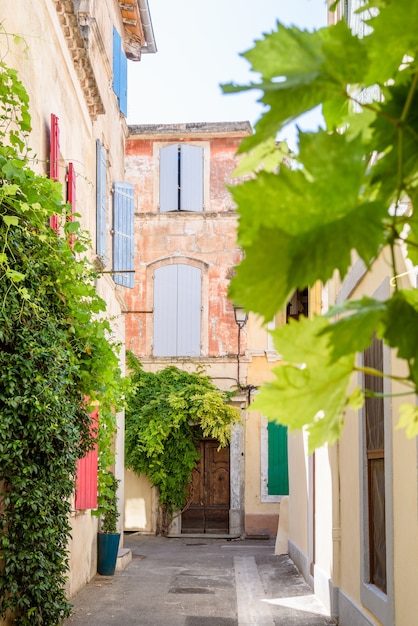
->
64;534;336;625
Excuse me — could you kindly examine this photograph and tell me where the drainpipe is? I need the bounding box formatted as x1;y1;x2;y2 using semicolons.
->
138;0;157;54
330;441;341;620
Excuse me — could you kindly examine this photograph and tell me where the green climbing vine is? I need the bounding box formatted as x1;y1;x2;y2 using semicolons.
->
0;56;125;624
125;353;240;535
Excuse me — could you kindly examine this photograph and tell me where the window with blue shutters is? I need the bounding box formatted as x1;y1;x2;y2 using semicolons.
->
159;144;204;212
96;140;107;264
113;182;135;288
153;264;201;356
112;27;127;116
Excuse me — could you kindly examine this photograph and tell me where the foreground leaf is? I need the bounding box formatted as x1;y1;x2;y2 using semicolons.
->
251;315;356;452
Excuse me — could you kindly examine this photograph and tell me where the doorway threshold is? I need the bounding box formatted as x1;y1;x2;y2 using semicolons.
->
167;533;241;540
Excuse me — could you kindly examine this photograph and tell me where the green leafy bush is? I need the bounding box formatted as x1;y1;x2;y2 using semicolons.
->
125;353;240;534
0;57;124;624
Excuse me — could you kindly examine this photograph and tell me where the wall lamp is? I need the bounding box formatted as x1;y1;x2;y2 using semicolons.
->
233;305;248;329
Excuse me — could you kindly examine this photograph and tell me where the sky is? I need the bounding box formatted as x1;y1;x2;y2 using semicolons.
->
127;0;327;148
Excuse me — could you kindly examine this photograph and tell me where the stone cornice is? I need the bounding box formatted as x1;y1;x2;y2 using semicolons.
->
53;0;105;120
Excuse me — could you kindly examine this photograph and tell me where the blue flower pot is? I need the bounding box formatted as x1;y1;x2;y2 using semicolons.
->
97;532;120;576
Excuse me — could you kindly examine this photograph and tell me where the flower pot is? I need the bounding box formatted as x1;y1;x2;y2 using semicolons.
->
97;532;120;576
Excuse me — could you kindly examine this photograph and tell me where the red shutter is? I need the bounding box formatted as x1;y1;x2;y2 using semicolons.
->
49;114;60;232
66;162;76;247
75;407;98;510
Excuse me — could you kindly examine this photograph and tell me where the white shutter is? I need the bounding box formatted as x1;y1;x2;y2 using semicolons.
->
180;145;204;212
159;144;179;212
153;264;201;356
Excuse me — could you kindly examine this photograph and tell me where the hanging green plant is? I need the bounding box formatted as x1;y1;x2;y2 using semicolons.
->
0;57;125;624
125;352;241;534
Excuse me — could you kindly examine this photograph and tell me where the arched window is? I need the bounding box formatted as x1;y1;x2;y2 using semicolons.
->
153;264;201;356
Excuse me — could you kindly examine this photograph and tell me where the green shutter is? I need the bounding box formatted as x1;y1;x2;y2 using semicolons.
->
267;421;289;495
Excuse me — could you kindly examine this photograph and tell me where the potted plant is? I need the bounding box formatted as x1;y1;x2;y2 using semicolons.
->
96;470;121;576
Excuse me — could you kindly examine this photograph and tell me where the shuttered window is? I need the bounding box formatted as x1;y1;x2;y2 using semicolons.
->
153;264;201;356
159;144;204;212
96;140;107;263
267;422;289;496
112;27;127;116
75;407;98;510
364;337;387;593
49;113;60;232
112;182;135;288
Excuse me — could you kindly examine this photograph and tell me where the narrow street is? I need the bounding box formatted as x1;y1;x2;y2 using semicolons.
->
64;535;336;625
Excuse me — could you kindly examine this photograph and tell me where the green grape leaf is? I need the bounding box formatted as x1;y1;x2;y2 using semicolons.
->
251;315;355;452
233;138;291;176
364;0;418;85
222;20;367;151
396;403;418;438
229;130;387;320
324;297;387;361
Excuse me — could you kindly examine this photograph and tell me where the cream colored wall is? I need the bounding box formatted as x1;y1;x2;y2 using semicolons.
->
1;0;130;597
330;246;418;624
244;409;280;533
288;431;309;555
124;470;156;533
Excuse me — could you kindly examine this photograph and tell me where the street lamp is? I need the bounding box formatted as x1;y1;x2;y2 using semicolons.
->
233;305;248;329
233;305;248;390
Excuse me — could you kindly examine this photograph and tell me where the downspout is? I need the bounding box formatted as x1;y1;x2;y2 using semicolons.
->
330;441;341;620
138;0;157;54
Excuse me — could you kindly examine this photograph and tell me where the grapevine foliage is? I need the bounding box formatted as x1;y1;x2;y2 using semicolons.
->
222;0;418;450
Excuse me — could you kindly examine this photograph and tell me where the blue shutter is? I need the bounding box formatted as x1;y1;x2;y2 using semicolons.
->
268;422;289;496
113;182;134;288
96;140;107;263
154;265;179;356
180;145;204;212
177;264;201;355
119;47;127;117
113;27;127;116
153;264;201;356
159;144;179;212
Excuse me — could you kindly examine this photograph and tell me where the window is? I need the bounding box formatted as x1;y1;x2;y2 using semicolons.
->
364;336;386;592
159;144;204;212
96;139;107;263
153;263;201;356
112;182;135;288
75;407;98;510
112;27;127;116
359;314;394;625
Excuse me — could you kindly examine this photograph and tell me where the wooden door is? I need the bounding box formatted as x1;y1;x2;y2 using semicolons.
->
181;440;230;534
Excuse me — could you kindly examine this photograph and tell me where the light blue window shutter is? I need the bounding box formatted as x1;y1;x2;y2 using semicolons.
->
113;27;127;116
153;264;201;356
177;264;201;355
153;265;179;356
180;145;204;212
112;182;134;288
268;422;289;496
159;144;179;212
96;140;107;263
